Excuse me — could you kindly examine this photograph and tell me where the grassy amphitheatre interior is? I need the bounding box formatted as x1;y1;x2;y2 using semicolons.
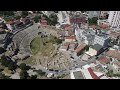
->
23;35;62;65
30;36;55;56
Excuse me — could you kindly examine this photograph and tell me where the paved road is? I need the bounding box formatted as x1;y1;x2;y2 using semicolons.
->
30;56;97;77
32;64;70;76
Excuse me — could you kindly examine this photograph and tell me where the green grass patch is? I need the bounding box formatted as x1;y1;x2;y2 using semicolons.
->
30;36;55;56
30;37;42;55
22;57;36;65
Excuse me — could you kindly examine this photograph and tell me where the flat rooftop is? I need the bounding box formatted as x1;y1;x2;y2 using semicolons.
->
73;71;84;79
95;33;109;39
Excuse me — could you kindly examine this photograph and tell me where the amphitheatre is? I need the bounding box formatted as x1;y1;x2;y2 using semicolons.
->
12;24;58;54
12;24;75;71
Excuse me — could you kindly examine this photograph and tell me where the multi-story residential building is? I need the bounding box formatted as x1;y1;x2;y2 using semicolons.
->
108;11;120;28
57;11;70;25
94;33;110;47
99;11;109;18
42;11;54;17
111;62;120;74
75;25;95;45
88;11;100;18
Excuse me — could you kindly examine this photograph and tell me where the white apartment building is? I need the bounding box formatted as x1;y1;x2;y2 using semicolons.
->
94;34;110;47
42;11;54;17
88;11;100;18
108;11;120;28
99;11;109;18
57;11;70;25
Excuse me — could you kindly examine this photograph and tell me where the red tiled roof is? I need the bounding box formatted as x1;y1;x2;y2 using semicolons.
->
0;28;4;31
69;42;77;44
6;21;14;24
65;36;76;39
106;50;120;60
74;43;86;53
97;56;110;65
41;17;46;20
88;68;100;79
64;42;70;46
63;42;77;45
99;24;110;28
70;17;87;23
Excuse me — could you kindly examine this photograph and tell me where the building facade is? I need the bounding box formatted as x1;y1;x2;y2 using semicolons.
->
88;11;100;18
57;11;70;25
94;34;110;47
108;11;120;28
75;26;95;45
99;11;109;18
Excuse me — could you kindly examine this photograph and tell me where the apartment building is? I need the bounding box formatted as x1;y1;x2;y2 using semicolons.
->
108;11;120;28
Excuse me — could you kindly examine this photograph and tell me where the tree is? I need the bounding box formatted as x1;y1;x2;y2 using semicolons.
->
88;17;98;25
20;70;29;79
55;38;62;44
106;70;113;77
14;16;21;20
110;58;113;61
30;75;37;79
0;11;14;16
49;14;58;26
8;62;17;71
19;63;26;70
0;55;17;70
0;47;6;54
113;74;120;77
19;63;30;70
0;72;10;79
0;55;10;67
21;11;28;18
85;45;89;51
36;70;46;76
33;15;41;23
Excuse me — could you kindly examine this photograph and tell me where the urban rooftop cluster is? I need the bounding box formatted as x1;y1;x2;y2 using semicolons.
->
0;11;120;79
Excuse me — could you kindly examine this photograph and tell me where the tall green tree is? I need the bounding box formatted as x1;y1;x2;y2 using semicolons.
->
88;17;98;25
30;75;37;79
21;11;28;18
8;62;17;71
0;55;17;70
33;15;41;23
49;14;58;26
0;72;10;79
20;70;29;79
19;63;30;70
0;11;14;16
0;47;6;54
36;70;46;76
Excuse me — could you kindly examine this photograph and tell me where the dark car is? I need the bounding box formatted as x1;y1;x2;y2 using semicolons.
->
54;70;59;72
49;69;54;71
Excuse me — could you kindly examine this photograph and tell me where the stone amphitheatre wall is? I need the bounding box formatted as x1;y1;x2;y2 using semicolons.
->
12;24;60;54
